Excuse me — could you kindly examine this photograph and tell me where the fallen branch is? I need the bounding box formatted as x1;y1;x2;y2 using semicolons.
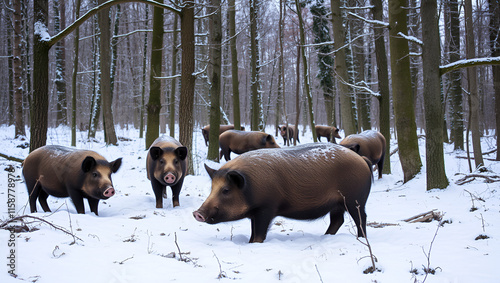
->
403;210;442;223
0;215;83;242
455;174;500;185
0;152;24;163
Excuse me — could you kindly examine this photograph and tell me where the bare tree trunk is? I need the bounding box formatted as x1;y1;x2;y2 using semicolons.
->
331;0;357;136
295;45;301;146
179;3;196;174
465;0;484;168
295;0;317;142
170;13;178;138
89;14;102;139
13;0;26;138
31;0;50;152
421;0;449;189
229;0;241;131
54;0;67;126
250;0;263;131
207;0;222;161
388;0;422;182
490;0;500;160
371;0;391;174
98;0;118;145
71;0;81;146
145;2;164;149
139;5;148;139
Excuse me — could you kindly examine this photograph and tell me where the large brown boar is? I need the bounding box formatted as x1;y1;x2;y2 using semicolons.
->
340;130;386;179
201;125;245;146
219;130;279;161
147;135;188;208
193;143;373;243
315;125;341;143
279;125;299;146
22;145;122;215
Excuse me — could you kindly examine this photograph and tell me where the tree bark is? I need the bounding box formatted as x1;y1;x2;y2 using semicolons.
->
145;2;164;149
170;13;178;138
179;2;196;174
388;0;422;182
331;0;357;136
250;0;263;131
13;0;26;138
71;0;81;146
140;5;149;139
421;0;449;190
464;0;484;168
54;0;67;126
207;0;222;161
490;0;500;160
229;0;241;131
371;0;391;174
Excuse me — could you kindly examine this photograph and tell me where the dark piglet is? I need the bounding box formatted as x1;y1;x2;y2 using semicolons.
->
218;130;279;161
201;125;245;146
194;143;372;243
340;130;386;179
315;125;341;143
278;125;299;146
147;135;188;208
22;145;122;215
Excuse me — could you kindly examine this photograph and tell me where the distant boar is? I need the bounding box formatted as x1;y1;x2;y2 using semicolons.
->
340;130;386;179
22;145;122;215
315;125;341;143
147;135;188;208
193;143;373;243
279;125;299;146
219;130;279;161
201;125;245;146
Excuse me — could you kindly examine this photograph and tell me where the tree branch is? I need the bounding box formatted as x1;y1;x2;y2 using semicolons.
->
0;153;24;163
440;56;500;76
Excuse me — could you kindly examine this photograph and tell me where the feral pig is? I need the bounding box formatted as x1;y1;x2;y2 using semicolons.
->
315;125;341;143
201;125;245;146
194;143;372;243
340;130;386;179
22;145;122;215
218;130;279;161
147;135;188;208
279;125;299;146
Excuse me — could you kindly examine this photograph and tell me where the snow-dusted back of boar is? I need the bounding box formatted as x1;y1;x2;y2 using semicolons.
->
194;143;373;243
201;125;245;146
315;125;341;143
147;135;188;208
22;145;122;215
218;130;279;161
340;130;386;179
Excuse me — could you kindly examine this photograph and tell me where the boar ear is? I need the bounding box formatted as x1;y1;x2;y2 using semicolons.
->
266;134;274;143
227;171;245;189
149;147;163;160
175;146;188;160
349;144;361;153
110;158;122;173
82;156;96;172
204;164;216;179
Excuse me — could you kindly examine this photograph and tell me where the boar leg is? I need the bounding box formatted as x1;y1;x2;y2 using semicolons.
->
249;210;274;243
27;180;41;213
88;198;100;216
38;189;51;212
68;189;86;214
345;202;367;238
377;152;385;179
170;181;183;207
151;179;165;209
325;206;345;235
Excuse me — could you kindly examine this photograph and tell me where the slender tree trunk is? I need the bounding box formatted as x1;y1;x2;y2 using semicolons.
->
140;5;148;139
31;0;50;152
110;4;121;96
71;0;81;146
207;0;222;161
276;0;286;136
8;12;14;127
490;0;500;160
465;0;484;168
295;45;301;146
13;0;26;138
295;0;316;141
229;0;241;131
145;2;164;149
331;0;357;136
371;0;391;174
170;14;178;138
89;14;101;139
54;0;67;126
421;0;449;189
98;0;117;145
179;3;196;174
388;0;422;182
250;0;263;131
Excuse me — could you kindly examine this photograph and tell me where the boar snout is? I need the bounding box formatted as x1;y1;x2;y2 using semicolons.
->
193;211;206;222
103;187;115;198
164;172;177;184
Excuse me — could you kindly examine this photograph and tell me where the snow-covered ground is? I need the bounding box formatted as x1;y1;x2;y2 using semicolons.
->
0;125;498;283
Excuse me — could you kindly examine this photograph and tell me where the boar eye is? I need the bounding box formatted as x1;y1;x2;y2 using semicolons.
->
159;159;164;165
92;172;98;178
174;159;179;164
222;188;230;195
